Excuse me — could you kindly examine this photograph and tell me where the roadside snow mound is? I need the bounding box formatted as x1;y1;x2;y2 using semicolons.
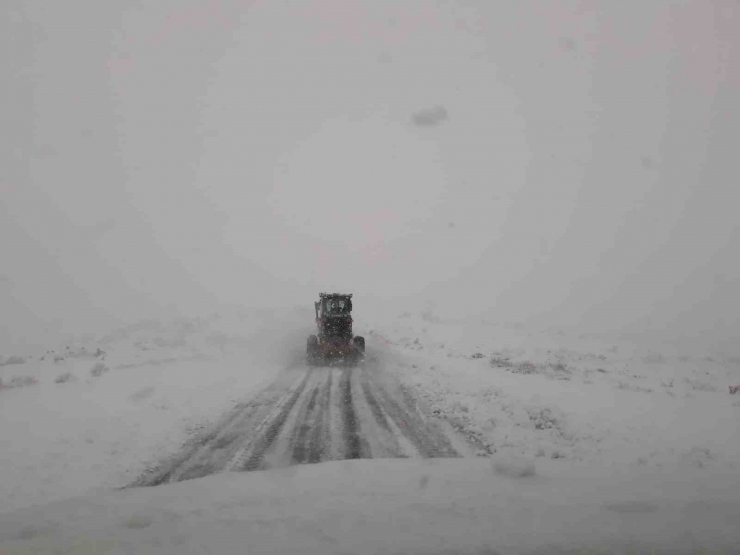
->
1;459;739;555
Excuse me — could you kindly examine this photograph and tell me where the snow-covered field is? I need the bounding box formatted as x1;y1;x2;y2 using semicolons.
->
2;307;740;553
366;312;740;473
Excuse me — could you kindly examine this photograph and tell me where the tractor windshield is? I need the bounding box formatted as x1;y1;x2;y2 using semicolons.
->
325;298;350;314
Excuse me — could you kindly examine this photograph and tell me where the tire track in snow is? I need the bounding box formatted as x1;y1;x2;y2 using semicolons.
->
132;371;301;486
359;371;392;433
238;370;313;471
340;368;363;459
359;369;412;457
307;369;332;464
290;383;320;464
218;371;310;473
363;370;460;459
131;358;470;489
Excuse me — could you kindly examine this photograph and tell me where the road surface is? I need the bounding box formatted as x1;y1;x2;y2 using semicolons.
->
133;358;475;487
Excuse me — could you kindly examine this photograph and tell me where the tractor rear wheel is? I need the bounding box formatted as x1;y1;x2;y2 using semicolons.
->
307;335;319;366
354;336;365;354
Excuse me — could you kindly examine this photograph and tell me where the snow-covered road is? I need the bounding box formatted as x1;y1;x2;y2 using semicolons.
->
134;359;473;487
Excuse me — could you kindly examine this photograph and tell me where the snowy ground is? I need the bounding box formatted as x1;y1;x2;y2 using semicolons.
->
2;459;740;555
2;306;740;553
0;308;310;513
363;312;740;474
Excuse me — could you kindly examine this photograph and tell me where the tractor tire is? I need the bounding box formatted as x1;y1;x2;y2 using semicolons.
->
353;336;365;354
307;335;319;366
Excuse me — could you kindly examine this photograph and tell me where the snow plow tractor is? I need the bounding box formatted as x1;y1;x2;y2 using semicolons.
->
307;293;365;366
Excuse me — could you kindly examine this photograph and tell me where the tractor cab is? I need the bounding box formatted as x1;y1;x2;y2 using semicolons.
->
314;293;353;340
316;295;352;318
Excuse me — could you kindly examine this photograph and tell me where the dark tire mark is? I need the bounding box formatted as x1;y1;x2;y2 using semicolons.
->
365;373;459;459
307;369;332;464
340;369;362;459
131;399;259;487
213;431;240;451
132;360;472;489
359;372;392;433
241;371;312;471
291;385;320;464
178;463;213;482
163;374;308;483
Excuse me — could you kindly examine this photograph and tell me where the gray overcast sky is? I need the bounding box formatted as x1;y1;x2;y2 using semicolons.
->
2;1;738;350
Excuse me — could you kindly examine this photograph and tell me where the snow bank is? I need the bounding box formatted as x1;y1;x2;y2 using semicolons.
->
1;459;739;554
